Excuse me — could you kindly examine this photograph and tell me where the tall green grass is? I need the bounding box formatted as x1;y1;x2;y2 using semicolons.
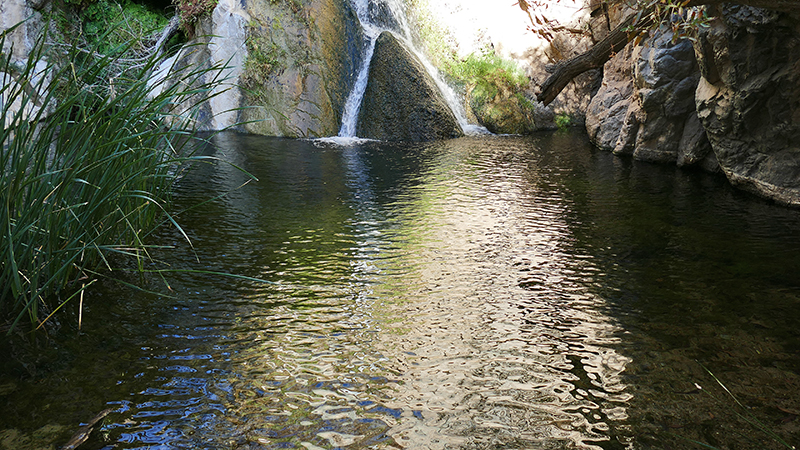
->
1;22;229;333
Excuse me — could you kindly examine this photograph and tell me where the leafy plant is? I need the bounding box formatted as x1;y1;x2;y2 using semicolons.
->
174;0;218;36
445;53;528;93
81;0;171;54
243;31;286;86
1;22;238;333
555;113;572;129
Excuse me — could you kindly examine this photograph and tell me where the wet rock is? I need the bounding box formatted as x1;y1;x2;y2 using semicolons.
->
356;31;463;142
694;5;800;205
156;0;361;137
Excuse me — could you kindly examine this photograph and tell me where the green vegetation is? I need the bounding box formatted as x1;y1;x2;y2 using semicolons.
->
445;53;538;134
174;0;218;36
53;0;177;55
555;113;573;129
1;23;232;333
82;0;171;53
403;0;456;70
243;25;286;85
444;53;529;101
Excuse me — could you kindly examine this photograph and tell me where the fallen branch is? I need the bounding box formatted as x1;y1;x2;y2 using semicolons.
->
536;8;653;105
60;407;114;450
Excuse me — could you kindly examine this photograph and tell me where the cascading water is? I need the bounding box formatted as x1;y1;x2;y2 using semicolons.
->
337;0;380;138
337;0;488;139
379;0;488;135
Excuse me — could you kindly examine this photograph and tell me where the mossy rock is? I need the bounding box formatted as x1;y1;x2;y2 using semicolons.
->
469;88;538;135
356;31;463;142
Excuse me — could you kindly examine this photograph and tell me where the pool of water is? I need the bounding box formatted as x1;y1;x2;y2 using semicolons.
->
2;131;799;449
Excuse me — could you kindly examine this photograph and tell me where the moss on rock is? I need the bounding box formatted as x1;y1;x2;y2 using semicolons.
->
356;31;463;142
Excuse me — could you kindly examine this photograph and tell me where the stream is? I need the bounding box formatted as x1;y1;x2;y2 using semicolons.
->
1;131;799;449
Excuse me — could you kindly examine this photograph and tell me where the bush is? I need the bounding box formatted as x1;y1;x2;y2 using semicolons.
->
82;0;171;54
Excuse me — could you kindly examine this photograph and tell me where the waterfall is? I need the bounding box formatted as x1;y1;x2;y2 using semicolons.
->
336;0;487;139
379;0;488;135
337;0;380;138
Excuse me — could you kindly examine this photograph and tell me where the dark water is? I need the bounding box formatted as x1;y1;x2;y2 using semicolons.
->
2;131;799;450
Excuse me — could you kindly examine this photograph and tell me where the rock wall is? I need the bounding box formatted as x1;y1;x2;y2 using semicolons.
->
694;5;800;206
356;31;463;141
1;0;49;125
585;27;716;171
162;0;361;138
586;5;800;206
0;0;41;61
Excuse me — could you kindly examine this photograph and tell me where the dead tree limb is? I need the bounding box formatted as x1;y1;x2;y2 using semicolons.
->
153;14;182;61
60;408;114;450
534;0;800;105
536;9;653;105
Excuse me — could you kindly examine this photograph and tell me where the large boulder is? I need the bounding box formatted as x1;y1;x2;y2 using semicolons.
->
694;5;800;205
585;43;637;150
586;28;716;170
356;31;463;142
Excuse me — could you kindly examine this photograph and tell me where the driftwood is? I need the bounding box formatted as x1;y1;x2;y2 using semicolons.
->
535;0;800;105
60;408;114;450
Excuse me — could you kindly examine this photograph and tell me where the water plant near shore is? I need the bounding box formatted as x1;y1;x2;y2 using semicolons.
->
0;23;232;334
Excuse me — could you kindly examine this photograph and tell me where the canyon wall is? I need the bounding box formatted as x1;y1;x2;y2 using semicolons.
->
164;0;362;137
584;5;800;205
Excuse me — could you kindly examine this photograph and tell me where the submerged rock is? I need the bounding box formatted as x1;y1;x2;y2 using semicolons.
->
694;5;800;206
356;31;463;142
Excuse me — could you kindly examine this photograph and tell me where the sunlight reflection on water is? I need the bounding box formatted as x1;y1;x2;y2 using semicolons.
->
4;132;800;450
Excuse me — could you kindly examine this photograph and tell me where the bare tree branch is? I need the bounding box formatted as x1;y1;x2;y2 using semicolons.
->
534;0;800;105
536;9;652;105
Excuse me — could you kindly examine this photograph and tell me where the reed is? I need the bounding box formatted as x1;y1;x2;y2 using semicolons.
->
1;22;228;333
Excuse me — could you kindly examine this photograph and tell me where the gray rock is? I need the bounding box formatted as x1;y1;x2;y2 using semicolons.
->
356;31;463;142
585;43;636;150
677;111;715;169
694;5;800;205
586;27;714;169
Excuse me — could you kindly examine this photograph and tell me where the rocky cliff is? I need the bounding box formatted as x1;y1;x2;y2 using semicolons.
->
162;0;362;137
585;27;717;171
695;5;800;205
584;5;800;205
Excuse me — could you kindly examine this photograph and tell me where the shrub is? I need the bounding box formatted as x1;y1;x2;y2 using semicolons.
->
555;113;572;129
174;0;218;36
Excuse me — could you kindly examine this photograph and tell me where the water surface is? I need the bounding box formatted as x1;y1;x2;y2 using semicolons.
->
2;132;799;449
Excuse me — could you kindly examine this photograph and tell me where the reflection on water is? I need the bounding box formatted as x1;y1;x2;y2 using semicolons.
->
1;132;799;450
